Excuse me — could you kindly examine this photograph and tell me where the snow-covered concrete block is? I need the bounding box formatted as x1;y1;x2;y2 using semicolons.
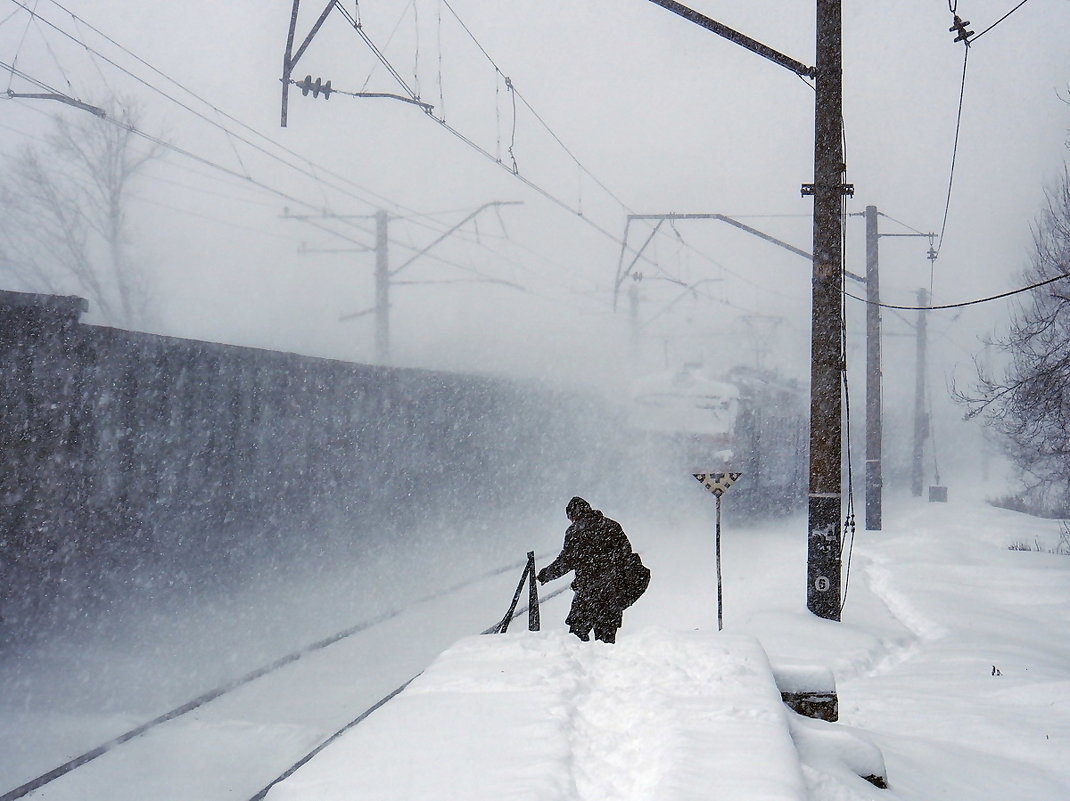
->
771;663;838;722
786;713;888;790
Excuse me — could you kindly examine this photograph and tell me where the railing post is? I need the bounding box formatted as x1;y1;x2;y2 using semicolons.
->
526;551;540;631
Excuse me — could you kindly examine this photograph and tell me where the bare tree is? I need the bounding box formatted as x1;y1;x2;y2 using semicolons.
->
0;103;162;327
960;166;1070;510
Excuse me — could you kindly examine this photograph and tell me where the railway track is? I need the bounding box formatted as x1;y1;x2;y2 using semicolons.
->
1;555;566;801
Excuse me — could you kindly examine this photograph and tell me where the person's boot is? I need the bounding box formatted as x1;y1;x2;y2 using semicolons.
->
569;626;591;642
594;627;616;644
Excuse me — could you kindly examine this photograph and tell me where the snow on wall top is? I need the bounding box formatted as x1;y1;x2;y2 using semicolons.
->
267;628;807;801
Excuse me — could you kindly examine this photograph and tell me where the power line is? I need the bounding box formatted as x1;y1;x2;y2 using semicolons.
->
17;0;669;301
328;2;672;268
7;0;430;226
4;0;597;293
971;0;1032;43
876;211;929;237
0;4;23;26
846;271;1068;311
7;0;784;321
437;0;634;213
936;43;969;257
4;67;626;318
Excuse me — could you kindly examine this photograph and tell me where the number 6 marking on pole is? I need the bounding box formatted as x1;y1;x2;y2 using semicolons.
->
815;575;830;592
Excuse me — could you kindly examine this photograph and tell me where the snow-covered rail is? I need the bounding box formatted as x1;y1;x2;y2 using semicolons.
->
0;556;564;801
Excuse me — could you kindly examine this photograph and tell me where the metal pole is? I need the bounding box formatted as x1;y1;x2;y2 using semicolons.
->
281;0;301;127
806;0;843;621
645;0;815;78
716;493;723;631
912;288;929;497
374;210;390;363
864;205;882;529
526;551;540;631
629;281;640;365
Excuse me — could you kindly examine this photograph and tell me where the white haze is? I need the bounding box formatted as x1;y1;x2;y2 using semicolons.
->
2;2;1067;402
0;1;1067;792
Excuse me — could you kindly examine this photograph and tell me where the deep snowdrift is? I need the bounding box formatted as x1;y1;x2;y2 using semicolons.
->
266;630;810;801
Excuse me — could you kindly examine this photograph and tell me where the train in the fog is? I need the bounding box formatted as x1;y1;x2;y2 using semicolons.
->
628;363;808;515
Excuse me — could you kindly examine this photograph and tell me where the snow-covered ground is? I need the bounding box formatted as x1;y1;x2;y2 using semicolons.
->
3;480;1070;800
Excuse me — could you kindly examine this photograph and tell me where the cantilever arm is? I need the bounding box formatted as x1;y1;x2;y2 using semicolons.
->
645;0;815;78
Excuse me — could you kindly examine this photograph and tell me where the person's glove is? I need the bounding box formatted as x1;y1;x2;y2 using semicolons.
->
536;568;549;584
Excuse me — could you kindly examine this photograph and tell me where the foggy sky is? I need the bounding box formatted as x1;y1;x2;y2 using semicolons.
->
2;0;1068;410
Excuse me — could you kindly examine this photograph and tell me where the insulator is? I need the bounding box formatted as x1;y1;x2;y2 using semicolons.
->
296;76;332;99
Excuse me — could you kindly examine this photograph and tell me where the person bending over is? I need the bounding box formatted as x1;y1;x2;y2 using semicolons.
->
537;496;633;644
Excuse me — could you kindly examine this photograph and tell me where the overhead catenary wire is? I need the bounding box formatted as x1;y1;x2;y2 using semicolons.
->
8;0;803;323
4;0;37;91
438;0;635;213
1;76;509;291
4;0;402;216
7;0;479;236
845;271;1069;311
331;0;754;287
877;211;929;237
0;4;23;26
936;42;969;257
838;136;856;615
2;86;590;308
0;4;609;302
327;1;684;288
4;4;713;343
970;0;1032;43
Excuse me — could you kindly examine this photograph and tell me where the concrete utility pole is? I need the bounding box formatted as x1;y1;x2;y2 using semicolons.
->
864;206;882;530
912;287;929;497
805;0;846;621
642;0;845;621
857;208;936;525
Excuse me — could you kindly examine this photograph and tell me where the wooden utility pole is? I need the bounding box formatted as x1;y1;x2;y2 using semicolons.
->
864;205;882;530
805;0;845;621
912;287;929;497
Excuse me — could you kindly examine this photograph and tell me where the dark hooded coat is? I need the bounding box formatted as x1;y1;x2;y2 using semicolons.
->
538;504;632;633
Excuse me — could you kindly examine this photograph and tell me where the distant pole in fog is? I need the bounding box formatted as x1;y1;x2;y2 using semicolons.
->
864;205;882;530
857;207;935;522
912;287;929;497
320;202;522;364
375;209;391;363
629;280;640;364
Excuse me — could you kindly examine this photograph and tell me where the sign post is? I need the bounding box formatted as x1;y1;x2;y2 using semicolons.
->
693;472;742;631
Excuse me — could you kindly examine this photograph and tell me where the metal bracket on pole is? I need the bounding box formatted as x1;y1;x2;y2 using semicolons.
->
620;212;865;286
4;91;106;117
646;0;815;79
800;183;854;198
281;0;339;126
